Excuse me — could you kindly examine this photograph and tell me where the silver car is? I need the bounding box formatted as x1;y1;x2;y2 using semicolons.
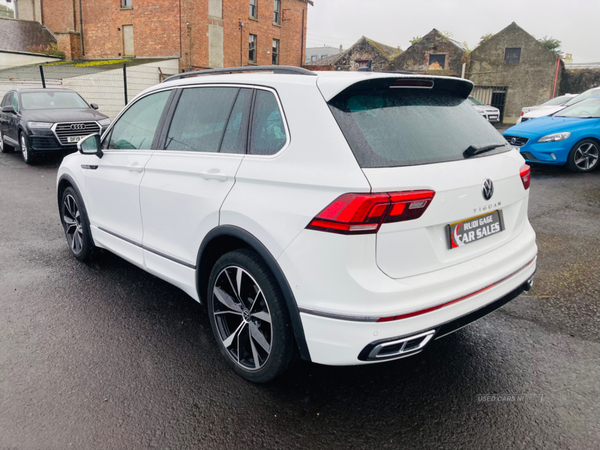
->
468;96;500;123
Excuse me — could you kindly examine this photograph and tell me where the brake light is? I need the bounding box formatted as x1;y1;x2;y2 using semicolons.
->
520;164;531;190
391;80;434;89
520;111;524;116
307;190;435;235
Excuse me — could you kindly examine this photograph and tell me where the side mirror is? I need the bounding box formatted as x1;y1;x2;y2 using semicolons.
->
2;105;16;114
77;133;103;158
90;103;99;110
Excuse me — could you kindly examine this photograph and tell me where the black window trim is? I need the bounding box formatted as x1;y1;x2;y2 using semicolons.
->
151;83;291;158
100;87;177;151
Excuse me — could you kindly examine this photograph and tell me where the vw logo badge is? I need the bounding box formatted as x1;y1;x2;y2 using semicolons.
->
70;123;86;131
482;178;494;201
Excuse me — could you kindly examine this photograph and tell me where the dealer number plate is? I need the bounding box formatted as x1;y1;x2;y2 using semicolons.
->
447;210;504;249
67;136;84;143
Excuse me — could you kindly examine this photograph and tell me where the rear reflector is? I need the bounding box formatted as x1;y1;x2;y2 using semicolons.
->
307;190;435;235
520;164;531;190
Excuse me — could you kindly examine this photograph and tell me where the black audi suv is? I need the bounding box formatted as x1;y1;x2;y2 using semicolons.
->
0;88;110;164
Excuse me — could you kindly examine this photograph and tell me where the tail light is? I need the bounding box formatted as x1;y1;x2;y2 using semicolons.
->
520;164;531;190
520;111;524;116
306;190;435;235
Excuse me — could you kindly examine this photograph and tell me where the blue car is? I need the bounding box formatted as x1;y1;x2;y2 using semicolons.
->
504;97;600;172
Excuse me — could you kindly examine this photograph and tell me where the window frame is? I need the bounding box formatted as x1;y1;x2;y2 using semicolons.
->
273;0;281;24
428;54;446;70
121;0;132;8
272;39;280;65
249;34;257;64
504;48;521;64
150;84;291;158
249;0;257;19
100;88;176;151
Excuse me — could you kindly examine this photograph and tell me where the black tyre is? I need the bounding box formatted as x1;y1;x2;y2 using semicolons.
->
60;186;96;262
0;131;13;153
20;132;37;165
207;249;294;383
566;139;599;173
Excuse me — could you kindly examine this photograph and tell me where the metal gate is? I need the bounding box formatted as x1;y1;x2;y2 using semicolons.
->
471;86;508;121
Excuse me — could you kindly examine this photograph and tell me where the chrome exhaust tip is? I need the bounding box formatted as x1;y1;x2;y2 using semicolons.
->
360;330;436;361
524;274;535;291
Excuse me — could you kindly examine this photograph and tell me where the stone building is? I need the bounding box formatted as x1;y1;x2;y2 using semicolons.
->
9;0;311;70
467;22;562;124
304;36;401;71
391;28;466;76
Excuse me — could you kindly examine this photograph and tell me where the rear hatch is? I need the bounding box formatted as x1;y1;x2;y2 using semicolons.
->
325;75;531;279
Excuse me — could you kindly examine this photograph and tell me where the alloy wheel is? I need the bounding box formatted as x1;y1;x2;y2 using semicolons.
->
574;142;599;171
63;194;84;254
212;266;273;371
20;134;29;162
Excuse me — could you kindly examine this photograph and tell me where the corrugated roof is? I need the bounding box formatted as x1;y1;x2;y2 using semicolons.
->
0;18;56;53
565;62;600;70
304;53;341;66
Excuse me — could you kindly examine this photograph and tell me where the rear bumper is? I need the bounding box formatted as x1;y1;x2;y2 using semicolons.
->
297;257;536;365
278;217;537;366
358;273;534;361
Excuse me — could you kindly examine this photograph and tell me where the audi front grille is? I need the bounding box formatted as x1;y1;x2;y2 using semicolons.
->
53;122;101;146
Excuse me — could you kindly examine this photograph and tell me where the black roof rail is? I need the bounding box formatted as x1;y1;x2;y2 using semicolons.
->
163;65;316;83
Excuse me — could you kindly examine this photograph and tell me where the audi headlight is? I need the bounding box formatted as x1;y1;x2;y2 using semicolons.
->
27;122;53;129
538;132;571;143
98;118;111;127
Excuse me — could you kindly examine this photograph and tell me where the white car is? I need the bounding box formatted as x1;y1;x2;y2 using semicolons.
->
468;96;500;122
519;87;600;124
57;67;537;382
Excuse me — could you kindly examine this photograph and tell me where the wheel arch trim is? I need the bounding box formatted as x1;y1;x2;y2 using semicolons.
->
197;225;311;362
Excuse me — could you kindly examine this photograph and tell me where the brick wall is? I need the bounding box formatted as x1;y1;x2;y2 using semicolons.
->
42;0;308;70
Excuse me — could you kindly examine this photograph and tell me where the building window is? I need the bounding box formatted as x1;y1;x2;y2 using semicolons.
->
504;48;521;64
249;34;257;63
273;0;281;24
249;0;257;19
121;0;132;7
311;55;317;62
272;39;280;65
428;54;446;70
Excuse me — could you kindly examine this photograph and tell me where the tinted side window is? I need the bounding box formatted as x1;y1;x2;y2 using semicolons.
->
108;90;170;150
11;93;19;112
1;92;11;107
165;87;239;153
220;89;252;154
249;90;286;155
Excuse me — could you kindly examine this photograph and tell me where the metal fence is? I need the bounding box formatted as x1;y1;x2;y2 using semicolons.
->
0;59;179;119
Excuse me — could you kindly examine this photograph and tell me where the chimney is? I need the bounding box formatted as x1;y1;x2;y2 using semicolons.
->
340;45;343;54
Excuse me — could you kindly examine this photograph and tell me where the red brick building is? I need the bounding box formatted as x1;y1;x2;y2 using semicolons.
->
25;0;311;70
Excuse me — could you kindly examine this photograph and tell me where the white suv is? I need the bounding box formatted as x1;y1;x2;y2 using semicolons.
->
57;66;537;382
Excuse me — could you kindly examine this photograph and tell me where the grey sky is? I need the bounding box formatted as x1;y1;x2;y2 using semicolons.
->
307;0;599;63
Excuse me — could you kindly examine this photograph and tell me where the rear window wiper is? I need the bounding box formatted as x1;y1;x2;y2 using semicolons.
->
463;143;507;158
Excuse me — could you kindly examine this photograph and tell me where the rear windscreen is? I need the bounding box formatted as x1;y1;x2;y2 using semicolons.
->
329;89;509;168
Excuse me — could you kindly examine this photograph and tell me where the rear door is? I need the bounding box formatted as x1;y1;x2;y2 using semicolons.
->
139;86;252;274
327;79;530;279
85;89;172;267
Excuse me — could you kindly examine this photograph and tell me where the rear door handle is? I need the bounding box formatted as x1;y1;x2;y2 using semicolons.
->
126;164;144;173
199;170;228;182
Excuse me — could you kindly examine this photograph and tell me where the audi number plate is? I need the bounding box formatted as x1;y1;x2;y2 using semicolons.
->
67;136;84;143
447;210;504;249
